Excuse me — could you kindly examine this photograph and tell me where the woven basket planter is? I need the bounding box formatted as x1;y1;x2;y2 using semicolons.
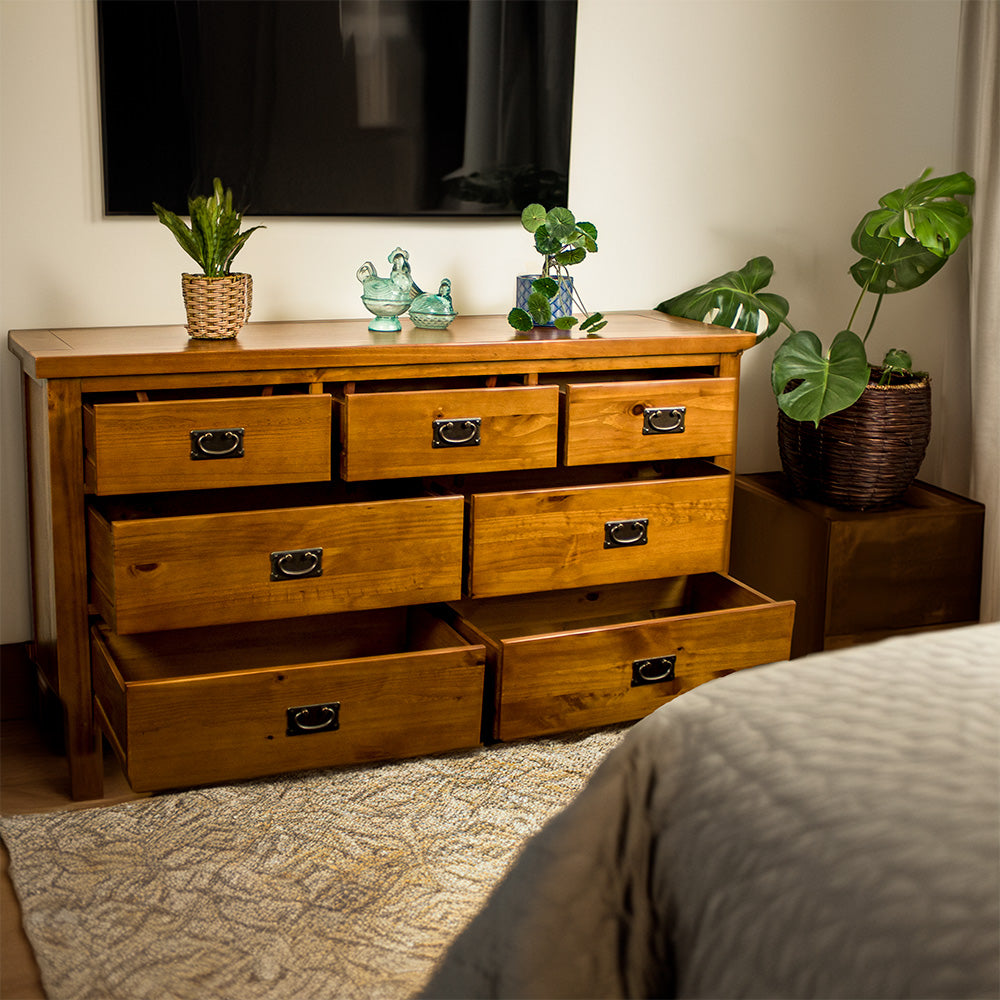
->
181;273;253;340
777;373;931;511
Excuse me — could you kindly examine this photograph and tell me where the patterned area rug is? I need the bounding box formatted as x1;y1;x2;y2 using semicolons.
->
1;727;628;1000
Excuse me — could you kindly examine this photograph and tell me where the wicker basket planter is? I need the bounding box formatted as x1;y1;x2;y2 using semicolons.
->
181;273;253;340
777;373;931;511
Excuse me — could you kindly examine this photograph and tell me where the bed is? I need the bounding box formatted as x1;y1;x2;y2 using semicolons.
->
421;622;1000;999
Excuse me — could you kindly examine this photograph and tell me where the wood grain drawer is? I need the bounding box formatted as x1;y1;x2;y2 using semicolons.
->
447;575;795;740
84;394;332;494
467;469;731;597
88;491;464;633
91;608;486;792
339;385;559;480
562;378;736;465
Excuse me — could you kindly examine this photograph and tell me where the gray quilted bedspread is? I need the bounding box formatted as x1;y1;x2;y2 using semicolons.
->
422;623;1000;999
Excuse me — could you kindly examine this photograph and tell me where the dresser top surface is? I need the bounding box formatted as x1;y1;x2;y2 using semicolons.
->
9;311;755;380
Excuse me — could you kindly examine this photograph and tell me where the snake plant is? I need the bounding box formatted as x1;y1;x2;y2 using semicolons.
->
153;178;264;277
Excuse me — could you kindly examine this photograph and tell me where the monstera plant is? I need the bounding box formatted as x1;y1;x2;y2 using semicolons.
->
657;168;975;426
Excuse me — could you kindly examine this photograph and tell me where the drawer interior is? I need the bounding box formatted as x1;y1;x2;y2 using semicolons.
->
455;457;728;495
537;365;719;386
448;574;775;640
89;478;449;521
85;384;323;404
95;606;475;683
88;463;724;522
446;574;794;742
92;606;487;790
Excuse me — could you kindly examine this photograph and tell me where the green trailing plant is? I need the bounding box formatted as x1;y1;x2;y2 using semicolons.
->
153;178;265;277
507;204;606;334
657;168;975;425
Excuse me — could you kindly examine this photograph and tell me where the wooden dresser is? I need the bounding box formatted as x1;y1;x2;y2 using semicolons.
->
9;313;794;799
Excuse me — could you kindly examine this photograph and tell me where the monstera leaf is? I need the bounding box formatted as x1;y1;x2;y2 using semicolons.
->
848;170;974;295
849;215;948;294
771;329;870;426
862;168;975;258
656;256;793;342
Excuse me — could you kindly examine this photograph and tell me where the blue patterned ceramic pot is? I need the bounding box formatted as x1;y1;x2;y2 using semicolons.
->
515;275;574;327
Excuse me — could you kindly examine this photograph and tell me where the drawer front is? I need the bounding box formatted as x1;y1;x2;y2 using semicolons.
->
563;378;737;466
468;475;731;597
91;612;486;791
449;576;794;741
826;508;985;637
89;495;464;633
85;395;332;494
340;386;559;480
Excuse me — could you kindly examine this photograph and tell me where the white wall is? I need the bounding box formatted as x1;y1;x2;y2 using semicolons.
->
0;0;965;643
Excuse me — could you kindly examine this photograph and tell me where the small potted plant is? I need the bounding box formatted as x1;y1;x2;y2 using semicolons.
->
657;168;975;509
153;178;265;340
507;204;606;334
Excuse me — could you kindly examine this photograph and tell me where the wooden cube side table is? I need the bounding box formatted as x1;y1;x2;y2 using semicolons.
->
730;472;985;658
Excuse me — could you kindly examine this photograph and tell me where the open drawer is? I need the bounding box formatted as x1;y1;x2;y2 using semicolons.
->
91;607;487;792
466;463;732;597
338;385;559;480
88;486;465;633
562;377;737;466
84;393;332;494
445;574;795;741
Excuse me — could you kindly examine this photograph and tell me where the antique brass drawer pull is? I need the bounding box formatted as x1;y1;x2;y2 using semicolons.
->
631;655;677;686
190;427;245;459
286;702;340;735
642;407;686;435
270;548;323;580
432;417;481;448
604;519;648;548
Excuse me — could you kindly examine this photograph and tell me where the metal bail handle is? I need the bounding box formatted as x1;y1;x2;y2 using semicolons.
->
270;548;323;580
631;655;676;686
604;518;649;548
432;417;481;448
642;407;686;435
190;427;245;459
286;702;340;736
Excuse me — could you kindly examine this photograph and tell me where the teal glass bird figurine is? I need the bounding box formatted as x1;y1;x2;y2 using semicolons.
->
357;247;420;332
410;278;457;330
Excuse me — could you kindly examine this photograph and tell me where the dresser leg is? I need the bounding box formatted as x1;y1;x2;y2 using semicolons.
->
66;718;103;801
25;375;102;801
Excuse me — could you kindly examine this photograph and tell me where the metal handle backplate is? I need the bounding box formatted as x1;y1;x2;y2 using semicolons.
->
190;427;245;459
270;548;323;580
642;407;686;435
432;417;481;448
631;655;676;686
286;702;340;736
604;519;648;548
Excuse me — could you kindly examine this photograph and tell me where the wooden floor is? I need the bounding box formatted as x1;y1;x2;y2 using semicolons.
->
2;710;144;1000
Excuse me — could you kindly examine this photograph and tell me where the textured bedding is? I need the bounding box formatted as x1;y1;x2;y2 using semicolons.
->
421;623;1000;999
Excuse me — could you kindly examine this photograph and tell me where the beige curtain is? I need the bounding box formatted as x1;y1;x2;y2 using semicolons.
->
958;1;1000;622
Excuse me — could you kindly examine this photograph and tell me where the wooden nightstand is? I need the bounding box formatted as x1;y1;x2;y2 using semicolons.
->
730;472;985;658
